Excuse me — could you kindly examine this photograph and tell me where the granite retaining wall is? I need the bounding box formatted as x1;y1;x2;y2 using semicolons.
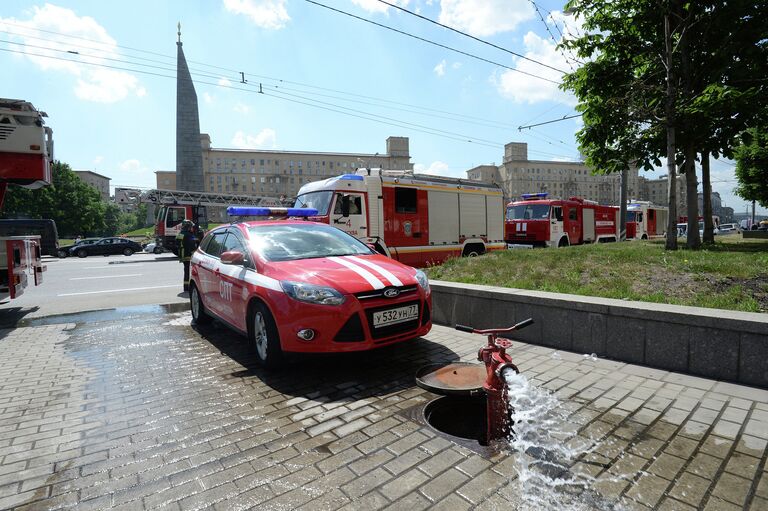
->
431;281;768;388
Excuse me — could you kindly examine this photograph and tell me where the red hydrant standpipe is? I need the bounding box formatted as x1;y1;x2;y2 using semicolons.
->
456;318;534;443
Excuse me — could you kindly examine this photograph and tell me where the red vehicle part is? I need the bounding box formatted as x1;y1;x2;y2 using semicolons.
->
1;236;45;301
454;319;534;443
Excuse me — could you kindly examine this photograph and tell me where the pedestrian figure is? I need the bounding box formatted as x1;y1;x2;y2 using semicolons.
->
177;220;198;292
75;235;82;244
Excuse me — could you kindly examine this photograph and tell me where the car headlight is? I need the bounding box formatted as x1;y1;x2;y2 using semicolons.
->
281;281;346;305
415;269;430;294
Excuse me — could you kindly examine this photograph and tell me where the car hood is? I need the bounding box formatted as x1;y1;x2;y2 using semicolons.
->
264;254;419;294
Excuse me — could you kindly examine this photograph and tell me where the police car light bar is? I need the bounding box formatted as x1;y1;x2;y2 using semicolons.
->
520;192;548;200
226;206;319;217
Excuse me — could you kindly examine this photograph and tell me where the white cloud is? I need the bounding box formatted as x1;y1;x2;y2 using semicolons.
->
0;4;145;103
351;0;410;14
438;0;534;37
452;62;462;70
433;60;446;77
491;31;575;105
223;0;290;29
414;161;451;176
233;102;251;114
93;156;104;166
203;92;214;104
218;77;233;87
231;129;276;149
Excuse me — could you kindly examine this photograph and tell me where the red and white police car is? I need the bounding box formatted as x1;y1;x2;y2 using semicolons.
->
189;207;432;367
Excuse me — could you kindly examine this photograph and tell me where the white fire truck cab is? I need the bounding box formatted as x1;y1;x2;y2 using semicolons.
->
506;193;620;248
0;98;52;301
294;169;506;267
626;201;668;240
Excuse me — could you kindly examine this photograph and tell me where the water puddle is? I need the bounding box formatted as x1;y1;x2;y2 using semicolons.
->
17;302;190;327
504;370;625;510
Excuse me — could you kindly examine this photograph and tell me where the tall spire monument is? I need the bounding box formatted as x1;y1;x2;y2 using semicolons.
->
175;23;204;192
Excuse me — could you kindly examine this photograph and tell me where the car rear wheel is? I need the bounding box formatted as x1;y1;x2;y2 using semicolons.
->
249;302;283;368
77;249;88;258
123;248;134;256
153;247;163;254
190;285;211;325
57;249;68;258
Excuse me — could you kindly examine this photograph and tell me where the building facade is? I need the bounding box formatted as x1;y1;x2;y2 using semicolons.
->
467;142;639;206
73;170;111;202
156;134;412;198
637;175;687;215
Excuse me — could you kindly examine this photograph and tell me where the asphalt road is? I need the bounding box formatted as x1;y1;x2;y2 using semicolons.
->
0;252;189;322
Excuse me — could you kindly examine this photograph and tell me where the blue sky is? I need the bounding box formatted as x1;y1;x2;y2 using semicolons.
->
2;0;762;215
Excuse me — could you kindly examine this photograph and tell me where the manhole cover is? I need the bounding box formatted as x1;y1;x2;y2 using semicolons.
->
415;362;486;397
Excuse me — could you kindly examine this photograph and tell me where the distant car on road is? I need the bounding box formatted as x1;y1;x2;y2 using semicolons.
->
143;241;164;254
718;223;738;234
57;237;101;258
70;237;143;258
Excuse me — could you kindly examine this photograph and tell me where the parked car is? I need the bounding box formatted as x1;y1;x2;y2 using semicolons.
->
718;223;738;234
143;241;164;254
57;237;101;258
70;237;143;258
189;214;432;367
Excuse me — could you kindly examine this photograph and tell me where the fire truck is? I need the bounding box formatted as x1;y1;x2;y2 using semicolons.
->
294;169;506;267
626;201;669;239
0;98;52;301
130;188;280;255
505;193;620;248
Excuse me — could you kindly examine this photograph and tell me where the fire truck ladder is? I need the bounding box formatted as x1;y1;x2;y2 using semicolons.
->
139;189;282;207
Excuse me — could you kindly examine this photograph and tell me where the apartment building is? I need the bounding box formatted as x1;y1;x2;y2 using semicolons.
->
74;170;111;202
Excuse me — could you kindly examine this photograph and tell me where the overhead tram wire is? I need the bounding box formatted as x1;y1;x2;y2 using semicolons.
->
527;0;576;73
518;114;582;130
374;0;568;75
0;45;503;150
303;0;561;85
529;0;585;65
0;25;522;130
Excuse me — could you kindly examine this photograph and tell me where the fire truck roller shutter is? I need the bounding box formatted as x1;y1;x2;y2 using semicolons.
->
583;208;596;242
459;194;486;240
486;194;504;242
428;191;459;244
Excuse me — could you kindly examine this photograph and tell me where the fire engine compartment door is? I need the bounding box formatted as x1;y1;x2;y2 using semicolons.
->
583;208;595;242
428;191;459;244
459;194;486;238
486;195;504;242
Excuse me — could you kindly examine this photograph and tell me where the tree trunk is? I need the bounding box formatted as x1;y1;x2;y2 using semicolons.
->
684;144;700;249
620;168;628;241
701;152;715;243
664;10;678;250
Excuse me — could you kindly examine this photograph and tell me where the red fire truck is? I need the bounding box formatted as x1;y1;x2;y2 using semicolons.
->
0;98;52;301
626;201;669;239
294;169;506;267
505;193;619;248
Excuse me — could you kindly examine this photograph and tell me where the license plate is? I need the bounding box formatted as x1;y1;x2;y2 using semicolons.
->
373;304;418;327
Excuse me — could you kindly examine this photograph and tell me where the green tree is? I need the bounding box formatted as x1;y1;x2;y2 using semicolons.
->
2;161;107;236
734;127;768;208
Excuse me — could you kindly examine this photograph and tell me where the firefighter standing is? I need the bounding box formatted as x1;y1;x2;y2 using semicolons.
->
177;220;198;292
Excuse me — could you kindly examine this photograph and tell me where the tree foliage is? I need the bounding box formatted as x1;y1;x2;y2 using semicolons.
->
734;127;768;208
562;0;768;249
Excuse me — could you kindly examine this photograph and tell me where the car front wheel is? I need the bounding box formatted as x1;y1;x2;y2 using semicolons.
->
249;302;283;368
57;249;68;258
190;285;211;325
77;249;88;258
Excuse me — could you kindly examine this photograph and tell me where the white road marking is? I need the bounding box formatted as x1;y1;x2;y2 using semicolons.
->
70;274;143;280
58;285;179;297
84;265;145;269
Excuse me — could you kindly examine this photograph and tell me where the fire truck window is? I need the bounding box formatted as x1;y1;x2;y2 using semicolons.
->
166;208;185;228
333;195;362;215
569;208;578;221
395;187;417;214
553;207;564;221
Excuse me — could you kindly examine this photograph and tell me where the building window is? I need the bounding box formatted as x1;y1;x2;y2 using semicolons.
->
250;159;255;165
260;177;266;183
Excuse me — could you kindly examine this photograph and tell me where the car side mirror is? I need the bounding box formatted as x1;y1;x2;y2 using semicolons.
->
221;250;245;265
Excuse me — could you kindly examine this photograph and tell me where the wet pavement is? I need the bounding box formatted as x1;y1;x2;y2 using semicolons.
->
0;308;766;510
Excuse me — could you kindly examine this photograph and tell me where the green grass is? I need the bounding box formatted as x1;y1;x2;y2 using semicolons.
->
426;236;768;313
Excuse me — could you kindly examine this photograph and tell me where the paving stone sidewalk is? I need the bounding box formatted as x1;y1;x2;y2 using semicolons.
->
0;313;766;510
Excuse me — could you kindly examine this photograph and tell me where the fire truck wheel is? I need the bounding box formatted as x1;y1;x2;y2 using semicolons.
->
77;249;88;258
190;285;211;325
558;237;570;248
249;302;283;368
641;234;648;240
123;248;134;256
462;244;485;257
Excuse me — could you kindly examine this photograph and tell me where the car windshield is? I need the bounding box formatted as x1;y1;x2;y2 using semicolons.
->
506;204;550;220
294;191;333;215
247;223;373;261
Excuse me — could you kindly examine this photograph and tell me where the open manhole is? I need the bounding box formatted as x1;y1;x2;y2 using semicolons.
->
423;395;488;445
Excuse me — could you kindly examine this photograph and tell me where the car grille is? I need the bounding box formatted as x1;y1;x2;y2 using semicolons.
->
365;300;421;340
334;313;365;343
355;285;418;300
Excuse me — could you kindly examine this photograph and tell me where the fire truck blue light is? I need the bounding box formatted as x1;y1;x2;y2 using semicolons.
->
226;207;319;217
